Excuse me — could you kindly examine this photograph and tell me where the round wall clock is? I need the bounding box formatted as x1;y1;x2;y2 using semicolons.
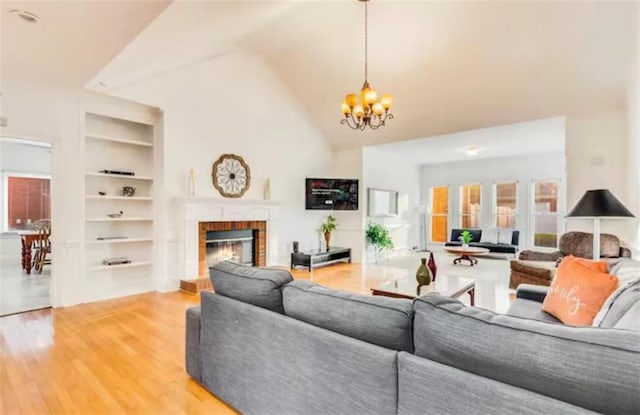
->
211;154;251;198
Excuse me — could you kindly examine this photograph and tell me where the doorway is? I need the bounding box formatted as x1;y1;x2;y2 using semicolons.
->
0;137;52;316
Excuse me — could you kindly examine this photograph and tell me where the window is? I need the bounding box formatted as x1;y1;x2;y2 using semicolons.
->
459;184;481;228
532;180;559;248
430;186;448;242
494;182;517;228
5;175;51;231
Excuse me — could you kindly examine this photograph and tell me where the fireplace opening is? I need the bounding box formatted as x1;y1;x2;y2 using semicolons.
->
206;229;256;267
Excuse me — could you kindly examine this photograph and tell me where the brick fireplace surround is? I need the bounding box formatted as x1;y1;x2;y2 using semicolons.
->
198;220;267;278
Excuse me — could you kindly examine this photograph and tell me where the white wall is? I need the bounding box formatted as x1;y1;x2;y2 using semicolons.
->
0;141;52;231
564;111;636;242
420;152;566;250
363;149;420;260
114;51;335;289
626;4;640;250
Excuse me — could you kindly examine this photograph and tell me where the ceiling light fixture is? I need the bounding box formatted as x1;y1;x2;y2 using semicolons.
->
464;146;481;157
9;9;40;24
340;0;393;131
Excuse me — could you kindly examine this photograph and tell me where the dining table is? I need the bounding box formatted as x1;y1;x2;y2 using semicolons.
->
16;230;39;275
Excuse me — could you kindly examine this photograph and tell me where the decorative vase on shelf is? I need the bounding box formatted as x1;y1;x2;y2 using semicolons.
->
188;169;197;196
416;258;432;286
427;251;437;281
324;232;331;250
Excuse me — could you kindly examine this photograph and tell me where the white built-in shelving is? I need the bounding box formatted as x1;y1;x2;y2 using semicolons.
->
86;261;152;272
86;238;154;245
83;108;159;286
85;172;154;181
86;133;154;147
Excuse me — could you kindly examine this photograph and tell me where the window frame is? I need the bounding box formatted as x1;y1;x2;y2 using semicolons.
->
429;185;449;243
493;181;518;229
530;179;561;249
459;183;482;229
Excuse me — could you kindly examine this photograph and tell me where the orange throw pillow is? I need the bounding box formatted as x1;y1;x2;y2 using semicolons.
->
561;255;608;273
542;259;618;326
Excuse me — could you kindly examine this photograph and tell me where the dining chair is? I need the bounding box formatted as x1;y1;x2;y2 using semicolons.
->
31;219;51;274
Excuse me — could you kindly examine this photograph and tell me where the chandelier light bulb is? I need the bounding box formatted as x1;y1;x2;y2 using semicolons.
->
372;102;384;116
341;101;352;114
345;94;358;108
380;94;393;110
353;105;365;118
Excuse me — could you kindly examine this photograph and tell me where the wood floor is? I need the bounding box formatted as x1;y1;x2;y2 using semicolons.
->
1;257;511;414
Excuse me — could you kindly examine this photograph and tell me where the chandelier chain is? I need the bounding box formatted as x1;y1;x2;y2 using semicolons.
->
364;0;368;82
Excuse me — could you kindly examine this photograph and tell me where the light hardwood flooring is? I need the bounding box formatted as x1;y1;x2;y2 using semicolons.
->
1;251;512;414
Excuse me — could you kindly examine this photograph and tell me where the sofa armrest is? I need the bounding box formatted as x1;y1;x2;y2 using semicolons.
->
185;305;202;382
516;284;549;303
518;250;563;262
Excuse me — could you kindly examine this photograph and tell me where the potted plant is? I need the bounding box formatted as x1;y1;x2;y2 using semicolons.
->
459;230;473;249
365;222;395;262
319;214;337;249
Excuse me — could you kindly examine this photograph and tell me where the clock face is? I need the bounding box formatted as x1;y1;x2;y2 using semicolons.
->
211;154;251;198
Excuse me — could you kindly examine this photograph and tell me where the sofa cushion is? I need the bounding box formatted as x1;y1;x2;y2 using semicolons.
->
397;352;591;415
283;280;414;352
413;293;640;414
506;298;560;324
594;259;640;328
209;261;293;313
479;228;499;244
497;228;514;245
598;282;640;330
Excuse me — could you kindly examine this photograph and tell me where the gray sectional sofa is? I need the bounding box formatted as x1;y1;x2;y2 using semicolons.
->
185;261;640;415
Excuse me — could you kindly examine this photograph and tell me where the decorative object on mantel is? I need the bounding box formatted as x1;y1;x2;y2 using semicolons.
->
416;257;432;287
107;211;123;218
340;0;393;130
98;191;106;196
427;250;437;281
365;222;394;263
188;168;198;196
211;154;251;198
459;230;473;249
97;236;127;240
264;178;271;200
122;186;136;197
319;214;337;250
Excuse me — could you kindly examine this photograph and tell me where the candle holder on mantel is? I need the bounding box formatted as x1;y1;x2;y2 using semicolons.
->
187;168;198;197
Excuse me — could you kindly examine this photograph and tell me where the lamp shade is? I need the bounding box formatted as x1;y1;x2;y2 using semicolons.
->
565;189;635;218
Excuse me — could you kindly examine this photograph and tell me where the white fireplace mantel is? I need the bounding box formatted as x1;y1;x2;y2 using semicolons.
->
173;197;281;278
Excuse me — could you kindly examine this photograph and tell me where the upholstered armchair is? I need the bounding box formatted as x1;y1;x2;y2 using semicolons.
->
509;231;631;289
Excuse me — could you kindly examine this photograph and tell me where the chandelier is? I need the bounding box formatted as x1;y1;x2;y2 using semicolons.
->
340;0;393;131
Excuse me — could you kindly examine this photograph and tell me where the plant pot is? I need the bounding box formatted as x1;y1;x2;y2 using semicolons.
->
324;231;331;250
462;243;469;250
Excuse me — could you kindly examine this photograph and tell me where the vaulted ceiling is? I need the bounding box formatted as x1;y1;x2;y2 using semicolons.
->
1;0;171;87
4;1;636;150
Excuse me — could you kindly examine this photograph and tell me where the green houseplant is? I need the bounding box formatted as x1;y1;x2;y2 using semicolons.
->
319;214;337;249
459;230;473;248
366;222;394;262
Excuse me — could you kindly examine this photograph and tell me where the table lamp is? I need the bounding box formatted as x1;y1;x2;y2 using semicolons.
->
565;189;635;259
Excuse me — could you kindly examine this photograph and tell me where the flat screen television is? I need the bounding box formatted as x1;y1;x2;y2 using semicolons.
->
305;178;359;210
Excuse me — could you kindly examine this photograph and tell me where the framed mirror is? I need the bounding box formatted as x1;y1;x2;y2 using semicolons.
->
367;188;399;217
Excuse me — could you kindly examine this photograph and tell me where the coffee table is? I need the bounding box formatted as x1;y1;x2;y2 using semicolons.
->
444;246;490;266
371;275;475;305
